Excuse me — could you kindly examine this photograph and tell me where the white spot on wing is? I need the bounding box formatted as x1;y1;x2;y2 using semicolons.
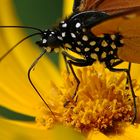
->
46;47;52;53
89;41;96;46
82;35;88;41
120;39;124;44
101;52;107;59
71;33;76;38
90;53;98;60
110;59;115;64
75;22;81;28
109;51;113;54
101;40;108;47
62;23;67;28
51;31;55;34
111;34;116;40
111;43;116;49
62;32;66;37
84;47;90;52
82;28;86;32
77;41;82;45
42;39;47;44
95;47;99;52
76;47;81;52
57;36;63;40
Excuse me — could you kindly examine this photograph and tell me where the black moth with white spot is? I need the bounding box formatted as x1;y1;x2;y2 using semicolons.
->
0;0;138;124
37;11;123;67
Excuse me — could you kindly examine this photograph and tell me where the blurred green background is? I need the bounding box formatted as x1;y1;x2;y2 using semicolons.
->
0;0;63;121
14;0;63;29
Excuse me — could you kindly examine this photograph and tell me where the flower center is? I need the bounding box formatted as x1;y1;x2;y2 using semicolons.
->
36;63;139;134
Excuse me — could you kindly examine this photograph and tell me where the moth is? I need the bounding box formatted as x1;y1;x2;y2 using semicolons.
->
0;0;140;123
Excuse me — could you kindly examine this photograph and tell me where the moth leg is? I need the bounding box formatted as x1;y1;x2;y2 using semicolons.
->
107;66;137;124
126;63;131;89
111;60;123;67
73;0;82;12
111;60;131;89
62;51;90;73
62;51;92;106
64;60;92;106
62;51;70;74
28;50;55;117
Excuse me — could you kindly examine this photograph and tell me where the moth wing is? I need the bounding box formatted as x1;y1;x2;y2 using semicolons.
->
79;0;140;14
91;8;140;63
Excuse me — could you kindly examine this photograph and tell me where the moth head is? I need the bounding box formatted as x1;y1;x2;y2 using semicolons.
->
36;29;63;53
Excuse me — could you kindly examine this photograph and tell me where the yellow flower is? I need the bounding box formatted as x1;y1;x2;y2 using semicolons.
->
1;0;140;140
36;62;140;134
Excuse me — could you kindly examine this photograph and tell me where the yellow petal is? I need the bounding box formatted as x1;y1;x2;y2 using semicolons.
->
109;125;140;140
0;118;85;140
123;125;140;139
87;125;140;140
63;0;73;16
131;64;140;96
87;131;109;140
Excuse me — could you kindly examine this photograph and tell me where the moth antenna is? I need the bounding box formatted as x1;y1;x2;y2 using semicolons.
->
0;25;43;33
0;32;41;62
